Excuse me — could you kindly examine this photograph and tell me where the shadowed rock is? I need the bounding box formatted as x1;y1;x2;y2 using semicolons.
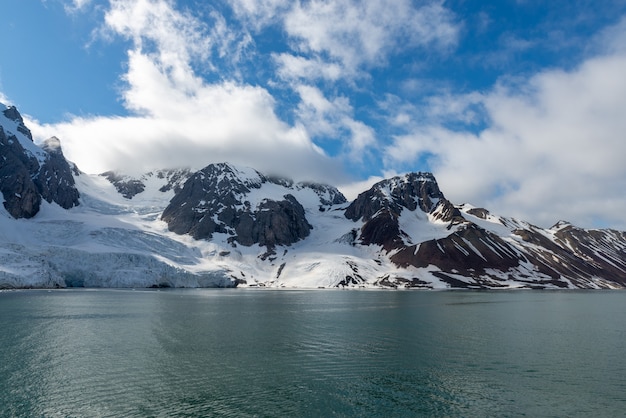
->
0;126;41;218
36;137;80;209
162;163;320;248
0;114;80;218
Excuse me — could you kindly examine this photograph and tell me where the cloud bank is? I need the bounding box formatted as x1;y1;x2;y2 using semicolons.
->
383;35;626;228
20;1;626;229
31;0;341;181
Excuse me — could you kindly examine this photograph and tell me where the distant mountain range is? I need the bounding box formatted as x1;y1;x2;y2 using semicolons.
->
1;102;625;289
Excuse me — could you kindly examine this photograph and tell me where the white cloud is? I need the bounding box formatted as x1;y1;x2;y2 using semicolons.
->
384;51;626;229
30;71;339;181
228;0;290;29
64;0;92;13
27;0;343;183
21;0;624;232
337;175;385;201
103;0;215;82
295;85;376;159
273;53;344;81
284;0;458;71
590;15;626;55
230;0;459;81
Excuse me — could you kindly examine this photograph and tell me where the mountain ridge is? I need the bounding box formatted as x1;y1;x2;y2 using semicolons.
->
1;103;625;289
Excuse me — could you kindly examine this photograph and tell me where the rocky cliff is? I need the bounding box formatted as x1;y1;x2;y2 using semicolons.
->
0;106;79;218
161;163;345;249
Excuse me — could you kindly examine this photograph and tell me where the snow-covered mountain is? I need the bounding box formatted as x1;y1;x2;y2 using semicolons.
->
1;103;625;289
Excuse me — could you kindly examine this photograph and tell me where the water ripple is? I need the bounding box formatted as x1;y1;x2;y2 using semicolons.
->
2;289;626;417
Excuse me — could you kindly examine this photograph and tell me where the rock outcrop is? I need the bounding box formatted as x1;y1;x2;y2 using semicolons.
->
36;137;80;209
101;171;146;199
101;169;192;199
0;126;41;218
161;163;344;248
3;105;33;140
233;194;312;247
0;106;80;218
345;172;464;250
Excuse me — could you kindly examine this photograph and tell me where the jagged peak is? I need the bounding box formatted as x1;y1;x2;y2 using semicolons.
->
197;162;265;191
1;104;24;123
296;181;347;206
400;171;437;183
193;162;346;206
99;168;193;199
1;103;33;141
345;171;444;221
42;136;63;155
375;171;440;195
551;220;573;231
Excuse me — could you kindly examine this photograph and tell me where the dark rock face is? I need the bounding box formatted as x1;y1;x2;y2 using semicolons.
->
101;169;193;199
509;223;626;288
345;172;444;222
157;168;192;194
2;105;32;140
162;163;321;248
36;137;80;209
162;163;261;239
554;226;626;286
298;181;347;207
0;108;80;218
0;126;41;218
391;223;522;274
234;195;312;247
101;171;146;199
466;207;490;219
358;209;404;249
342;171;626;288
345;172;463;250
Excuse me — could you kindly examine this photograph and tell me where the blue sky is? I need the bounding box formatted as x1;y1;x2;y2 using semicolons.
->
1;0;626;229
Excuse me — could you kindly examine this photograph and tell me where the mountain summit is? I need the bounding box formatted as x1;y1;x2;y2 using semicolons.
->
161;163;334;248
0;104;79;218
0;103;625;289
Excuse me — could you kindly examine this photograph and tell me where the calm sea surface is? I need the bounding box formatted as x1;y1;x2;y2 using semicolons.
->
1;289;625;417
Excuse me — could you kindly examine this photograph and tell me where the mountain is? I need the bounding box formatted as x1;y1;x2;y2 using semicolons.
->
161;163;345;249
1;103;625;289
0;105;80;218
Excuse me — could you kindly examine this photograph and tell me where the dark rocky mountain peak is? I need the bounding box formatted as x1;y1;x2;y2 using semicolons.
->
550;220;573;231
345;172;444;222
2;105;32;141
297;181;347;207
344;172;465;250
0;105;80;218
101;168;193;199
156;168;193;194
36;137;80;209
101;171;146;199
194;162;265;198
162;163;323;248
0;125;40;218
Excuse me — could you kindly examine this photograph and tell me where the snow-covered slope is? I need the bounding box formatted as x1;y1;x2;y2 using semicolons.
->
1;103;625;289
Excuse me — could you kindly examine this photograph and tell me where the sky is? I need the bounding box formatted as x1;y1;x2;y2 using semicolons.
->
1;0;626;230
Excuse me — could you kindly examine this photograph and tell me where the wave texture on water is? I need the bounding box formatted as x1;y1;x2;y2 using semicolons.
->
1;289;626;417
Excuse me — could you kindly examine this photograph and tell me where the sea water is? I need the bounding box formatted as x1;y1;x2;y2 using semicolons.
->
1;289;625;417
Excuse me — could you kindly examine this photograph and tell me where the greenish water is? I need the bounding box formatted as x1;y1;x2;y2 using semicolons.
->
1;289;625;417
